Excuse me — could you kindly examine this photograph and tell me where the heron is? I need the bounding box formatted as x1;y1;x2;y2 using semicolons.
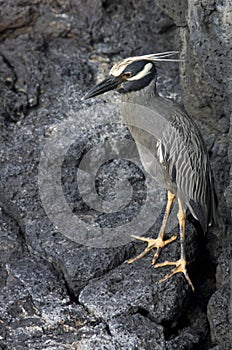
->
83;52;219;291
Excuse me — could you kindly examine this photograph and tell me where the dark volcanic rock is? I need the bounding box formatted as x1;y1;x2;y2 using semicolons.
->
0;209;101;350
79;231;194;324
0;0;231;349
207;283;232;346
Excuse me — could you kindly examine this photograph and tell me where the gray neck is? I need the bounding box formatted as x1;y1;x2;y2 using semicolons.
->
121;78;173;124
121;78;157;106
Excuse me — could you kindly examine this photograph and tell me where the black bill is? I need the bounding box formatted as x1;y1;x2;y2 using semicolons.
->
83;75;122;99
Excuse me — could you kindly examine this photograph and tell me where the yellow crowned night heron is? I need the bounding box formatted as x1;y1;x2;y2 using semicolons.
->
84;52;219;291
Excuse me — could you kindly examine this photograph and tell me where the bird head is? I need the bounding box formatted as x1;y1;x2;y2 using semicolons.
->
83;51;180;99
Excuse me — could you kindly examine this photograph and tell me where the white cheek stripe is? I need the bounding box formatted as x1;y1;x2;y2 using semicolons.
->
127;62;153;81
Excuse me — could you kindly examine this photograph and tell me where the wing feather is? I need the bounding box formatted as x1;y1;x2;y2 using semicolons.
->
160;106;218;230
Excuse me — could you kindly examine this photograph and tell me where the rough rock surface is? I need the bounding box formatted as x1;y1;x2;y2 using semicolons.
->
0;1;231;349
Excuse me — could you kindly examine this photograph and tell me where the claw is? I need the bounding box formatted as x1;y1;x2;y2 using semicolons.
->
128;234;177;265
155;259;194;291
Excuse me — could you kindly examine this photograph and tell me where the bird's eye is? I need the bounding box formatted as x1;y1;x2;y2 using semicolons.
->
122;72;132;79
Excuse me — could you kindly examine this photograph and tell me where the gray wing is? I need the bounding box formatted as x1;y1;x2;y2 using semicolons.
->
122;97;218;230
160;106;218;230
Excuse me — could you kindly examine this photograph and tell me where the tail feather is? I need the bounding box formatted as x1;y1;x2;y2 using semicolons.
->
188;172;220;232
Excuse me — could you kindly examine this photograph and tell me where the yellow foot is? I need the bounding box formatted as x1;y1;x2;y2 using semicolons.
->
155;259;194;291
127;234;177;265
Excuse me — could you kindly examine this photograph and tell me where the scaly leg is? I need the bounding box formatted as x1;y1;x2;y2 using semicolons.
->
155;198;195;291
128;191;177;265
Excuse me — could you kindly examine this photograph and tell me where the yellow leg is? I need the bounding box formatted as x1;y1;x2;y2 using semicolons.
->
155;198;195;291
128;191;177;265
